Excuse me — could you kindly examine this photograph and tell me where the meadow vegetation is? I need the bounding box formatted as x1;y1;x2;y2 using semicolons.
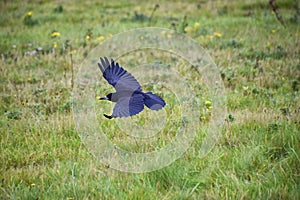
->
0;0;299;199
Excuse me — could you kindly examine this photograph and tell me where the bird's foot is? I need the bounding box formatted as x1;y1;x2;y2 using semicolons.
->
104;114;113;119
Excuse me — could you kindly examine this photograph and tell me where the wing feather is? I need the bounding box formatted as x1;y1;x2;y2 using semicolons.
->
98;57;141;92
111;93;144;118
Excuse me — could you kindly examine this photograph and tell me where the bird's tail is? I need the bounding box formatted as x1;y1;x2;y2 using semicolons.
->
143;92;166;110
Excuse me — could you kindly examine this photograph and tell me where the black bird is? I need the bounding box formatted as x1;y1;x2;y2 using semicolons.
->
98;57;166;119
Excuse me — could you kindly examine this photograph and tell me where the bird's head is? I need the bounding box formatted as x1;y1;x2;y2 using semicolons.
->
99;93;112;101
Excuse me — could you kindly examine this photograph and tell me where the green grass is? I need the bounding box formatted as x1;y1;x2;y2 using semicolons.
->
1;0;299;199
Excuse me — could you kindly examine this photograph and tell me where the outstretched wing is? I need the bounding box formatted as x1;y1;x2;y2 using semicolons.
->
111;93;145;118
98;57;142;92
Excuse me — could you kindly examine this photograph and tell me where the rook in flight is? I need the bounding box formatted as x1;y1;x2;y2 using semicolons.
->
98;57;166;119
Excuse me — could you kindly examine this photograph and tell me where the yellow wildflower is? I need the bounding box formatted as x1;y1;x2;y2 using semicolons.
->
184;26;193;33
134;6;141;12
97;35;105;42
51;31;61;38
107;33;113;38
85;35;91;41
53;42;58;48
71;49;77;54
213;32;222;38
194;22;200;30
30;183;35;187
271;29;276;33
243;86;250;95
26;11;33;17
205;100;212;106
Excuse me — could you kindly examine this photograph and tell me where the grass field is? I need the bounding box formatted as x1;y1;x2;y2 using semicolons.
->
1;0;299;199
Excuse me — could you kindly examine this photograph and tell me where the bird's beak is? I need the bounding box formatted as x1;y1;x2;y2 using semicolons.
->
99;96;108;100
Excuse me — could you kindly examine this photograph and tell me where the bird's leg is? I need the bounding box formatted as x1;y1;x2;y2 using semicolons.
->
104;114;113;119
